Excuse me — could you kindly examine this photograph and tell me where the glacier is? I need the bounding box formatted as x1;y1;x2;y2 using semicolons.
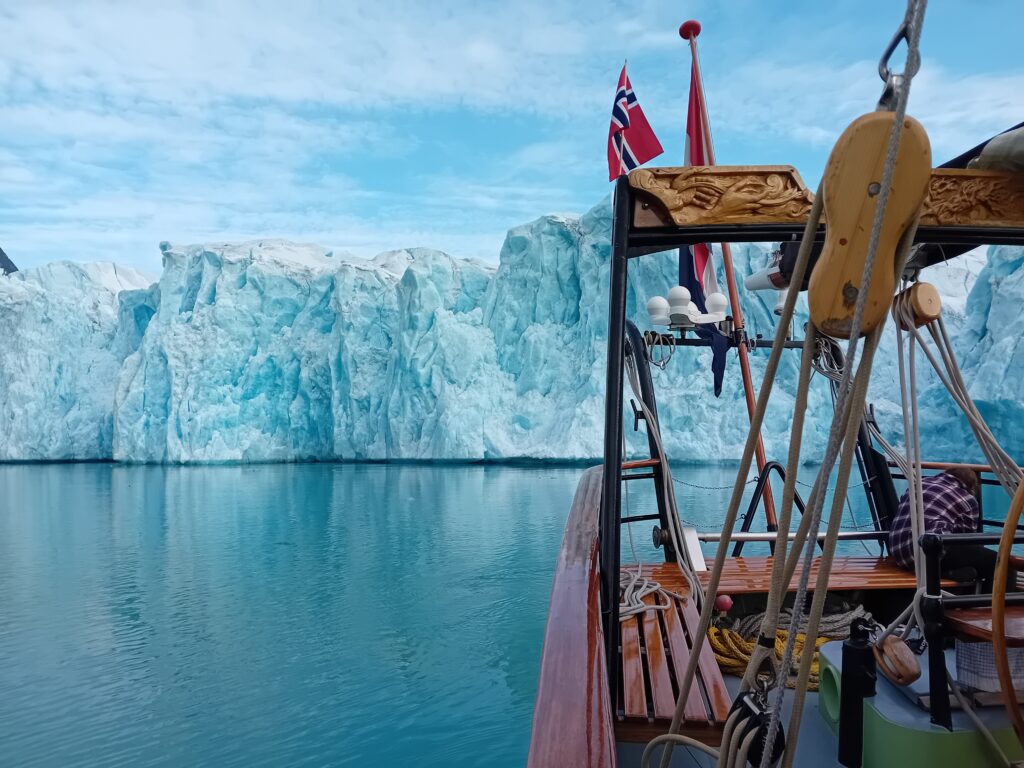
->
0;196;1016;463
0;262;152;460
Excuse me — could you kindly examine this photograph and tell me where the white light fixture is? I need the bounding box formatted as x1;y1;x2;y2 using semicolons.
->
705;292;728;317
647;296;670;326
667;285;691;314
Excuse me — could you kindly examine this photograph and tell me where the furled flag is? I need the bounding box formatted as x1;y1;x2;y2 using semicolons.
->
607;64;663;181
680;61;729;396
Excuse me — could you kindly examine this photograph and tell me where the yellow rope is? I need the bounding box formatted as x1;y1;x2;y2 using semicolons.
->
708;626;828;691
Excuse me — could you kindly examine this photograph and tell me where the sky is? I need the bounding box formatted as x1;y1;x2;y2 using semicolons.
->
1;0;1022;275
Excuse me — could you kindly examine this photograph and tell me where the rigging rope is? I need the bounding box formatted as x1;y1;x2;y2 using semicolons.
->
754;3;931;763
619;328;704;620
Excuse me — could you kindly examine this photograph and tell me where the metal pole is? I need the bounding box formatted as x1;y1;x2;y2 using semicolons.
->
920;533;952;730
601;176;631;705
682;22;778;529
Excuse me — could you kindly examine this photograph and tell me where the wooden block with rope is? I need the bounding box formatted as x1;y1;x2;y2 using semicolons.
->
808;111;932;339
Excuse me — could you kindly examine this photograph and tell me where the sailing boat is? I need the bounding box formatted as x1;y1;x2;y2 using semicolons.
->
528;4;1024;767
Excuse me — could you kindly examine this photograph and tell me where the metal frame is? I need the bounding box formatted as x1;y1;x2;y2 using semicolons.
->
733;461;795;556
598;165;1024;708
919;531;1024;730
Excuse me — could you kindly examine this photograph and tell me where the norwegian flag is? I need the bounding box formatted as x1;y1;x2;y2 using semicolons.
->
679;63;720;309
607;64;663;181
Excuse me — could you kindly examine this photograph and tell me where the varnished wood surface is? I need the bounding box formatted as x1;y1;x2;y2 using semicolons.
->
621;613;646;718
646;557;954;596
895;460;1022;474
947;606;1024;647
622;458;660;470
615;573;731;745
640;593;677;719
527;467;616;768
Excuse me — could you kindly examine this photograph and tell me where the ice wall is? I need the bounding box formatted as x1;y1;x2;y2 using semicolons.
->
0;199;1007;463
0;262;151;459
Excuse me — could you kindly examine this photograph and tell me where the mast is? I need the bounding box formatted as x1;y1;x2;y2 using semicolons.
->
680;20;778;529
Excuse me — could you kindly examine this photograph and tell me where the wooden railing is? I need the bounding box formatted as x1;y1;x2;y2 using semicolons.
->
527;466;616;768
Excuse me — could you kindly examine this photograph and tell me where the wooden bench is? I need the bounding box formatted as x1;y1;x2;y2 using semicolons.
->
677;556;955;595
616;576;731;745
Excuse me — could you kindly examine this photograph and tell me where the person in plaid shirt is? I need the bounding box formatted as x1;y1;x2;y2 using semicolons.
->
888;468;997;589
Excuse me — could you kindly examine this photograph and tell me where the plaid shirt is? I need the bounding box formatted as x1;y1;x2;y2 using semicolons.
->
889;473;979;568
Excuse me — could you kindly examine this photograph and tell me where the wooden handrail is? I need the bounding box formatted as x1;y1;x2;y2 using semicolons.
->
888;460;1023;474
528;467;616;768
622;458;660;470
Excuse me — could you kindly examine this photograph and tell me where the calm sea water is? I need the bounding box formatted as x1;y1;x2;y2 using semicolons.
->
0;462;1008;767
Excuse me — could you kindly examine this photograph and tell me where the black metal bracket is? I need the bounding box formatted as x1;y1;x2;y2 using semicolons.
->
629;398;644;432
733;461;806;556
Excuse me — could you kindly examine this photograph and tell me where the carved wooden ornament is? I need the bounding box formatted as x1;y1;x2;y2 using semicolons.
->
920;169;1024;228
630;165;1024;231
629;165;815;227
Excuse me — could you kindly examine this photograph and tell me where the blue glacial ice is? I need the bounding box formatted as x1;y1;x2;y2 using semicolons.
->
0;262;152;460
0;197;1013;463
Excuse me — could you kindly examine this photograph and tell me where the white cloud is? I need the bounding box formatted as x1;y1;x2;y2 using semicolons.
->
1;0;1020;275
0;0;640;114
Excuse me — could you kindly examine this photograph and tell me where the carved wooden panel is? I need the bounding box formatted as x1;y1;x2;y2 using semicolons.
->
630;165;1024;231
919;169;1024;228
629;165;815;227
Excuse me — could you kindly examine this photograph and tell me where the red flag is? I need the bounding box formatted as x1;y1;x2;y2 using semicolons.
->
680;63;719;300
607;64;663;181
679;52;726;396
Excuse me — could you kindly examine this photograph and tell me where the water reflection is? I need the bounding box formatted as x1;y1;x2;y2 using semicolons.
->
0;462;1010;767
0;463;580;767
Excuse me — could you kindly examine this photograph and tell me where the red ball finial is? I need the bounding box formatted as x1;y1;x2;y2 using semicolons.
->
679;20;701;40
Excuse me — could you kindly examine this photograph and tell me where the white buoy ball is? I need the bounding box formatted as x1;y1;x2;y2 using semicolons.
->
647;296;670;324
667;285;692;312
706;292;728;315
647;296;669;317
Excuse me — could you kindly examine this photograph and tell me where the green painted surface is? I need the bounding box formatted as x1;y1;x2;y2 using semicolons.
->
819;644;1022;766
862;699;1024;767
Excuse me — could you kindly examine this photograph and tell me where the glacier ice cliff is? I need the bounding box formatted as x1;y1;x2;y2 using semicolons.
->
0;262;152;459
0;197;1013;463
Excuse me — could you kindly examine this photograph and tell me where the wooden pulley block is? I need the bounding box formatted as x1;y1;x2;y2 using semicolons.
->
893;282;942;330
809;112;932;339
873;634;922;687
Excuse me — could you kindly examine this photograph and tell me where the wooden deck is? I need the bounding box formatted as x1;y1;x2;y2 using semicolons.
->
614;556;953;744
616;575;731;745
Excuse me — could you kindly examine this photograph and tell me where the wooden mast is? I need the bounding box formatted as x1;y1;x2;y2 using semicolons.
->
680;20;778;529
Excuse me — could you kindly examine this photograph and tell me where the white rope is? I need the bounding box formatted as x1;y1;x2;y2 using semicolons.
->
620;337;704;616
948;671;1013;767
758;3;931;758
657;184;827;768
895;300;927;587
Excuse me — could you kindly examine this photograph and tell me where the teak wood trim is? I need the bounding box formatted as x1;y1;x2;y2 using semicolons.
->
629;166;1024;232
527;467;617;768
891;460;1024;475
946;606;1024;647
622;458;660;470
